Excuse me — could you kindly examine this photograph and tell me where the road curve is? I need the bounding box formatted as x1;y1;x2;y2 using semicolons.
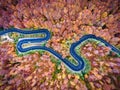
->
0;28;120;72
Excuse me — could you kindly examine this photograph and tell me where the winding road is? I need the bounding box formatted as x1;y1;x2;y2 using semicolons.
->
0;28;120;72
